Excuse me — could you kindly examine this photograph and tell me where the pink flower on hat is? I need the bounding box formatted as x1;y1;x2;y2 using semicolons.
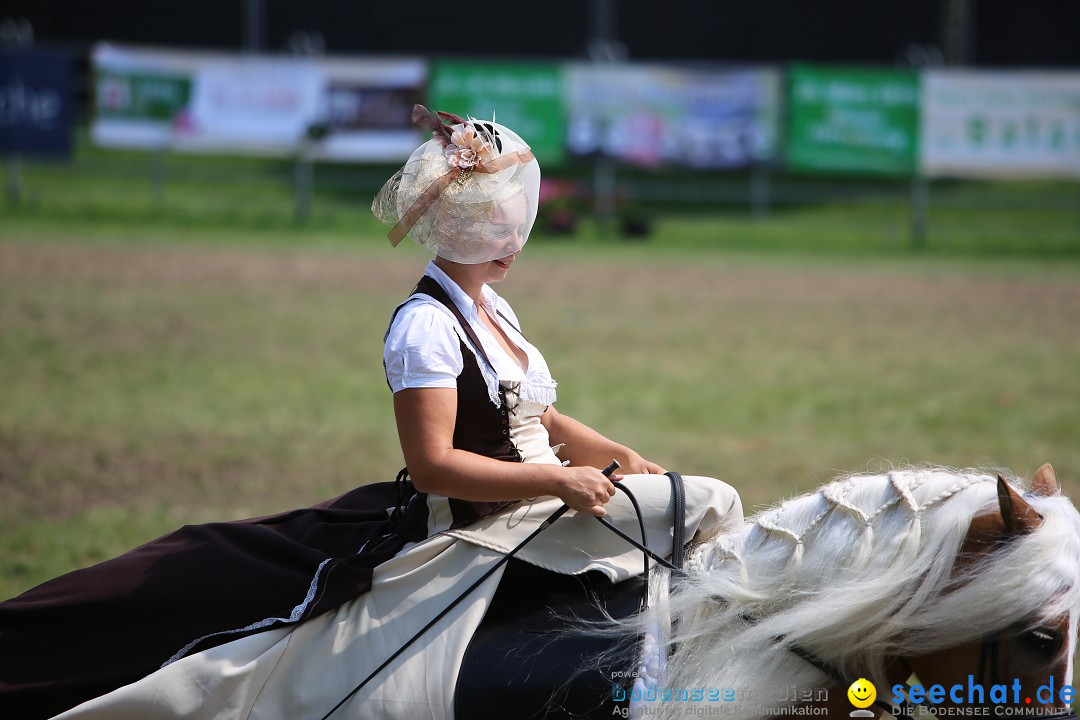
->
444;125;494;169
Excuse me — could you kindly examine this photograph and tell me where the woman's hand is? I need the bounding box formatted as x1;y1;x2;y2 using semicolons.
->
616;449;666;475
553;466;617;518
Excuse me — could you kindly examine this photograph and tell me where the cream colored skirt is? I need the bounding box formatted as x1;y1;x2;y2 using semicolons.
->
53;475;742;720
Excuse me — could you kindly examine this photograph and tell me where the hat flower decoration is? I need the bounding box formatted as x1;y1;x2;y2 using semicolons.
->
372;105;540;265
444;125;495;170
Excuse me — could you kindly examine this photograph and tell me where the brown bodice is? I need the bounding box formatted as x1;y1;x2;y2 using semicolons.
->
386;275;523;527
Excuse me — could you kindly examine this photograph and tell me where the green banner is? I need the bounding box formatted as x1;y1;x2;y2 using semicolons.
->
95;70;192;121
786;65;920;176
429;60;565;167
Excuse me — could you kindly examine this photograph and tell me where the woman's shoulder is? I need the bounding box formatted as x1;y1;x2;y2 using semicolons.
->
383;295;466;385
388;294;457;332
385;295;461;348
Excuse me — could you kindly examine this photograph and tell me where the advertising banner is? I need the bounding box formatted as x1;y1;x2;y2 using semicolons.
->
921;70;1080;178
0;50;73;157
429;60;565;167
186;60;324;150
91;44;424;161
786;64;920;176
97;70;191;123
93;44;205;151
565;63;780;168
315;56;425;162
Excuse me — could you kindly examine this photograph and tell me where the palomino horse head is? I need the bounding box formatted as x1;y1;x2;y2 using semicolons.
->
642;465;1080;720
893;464;1077;719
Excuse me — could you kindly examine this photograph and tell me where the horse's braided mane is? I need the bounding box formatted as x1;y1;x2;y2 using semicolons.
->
631;467;1080;720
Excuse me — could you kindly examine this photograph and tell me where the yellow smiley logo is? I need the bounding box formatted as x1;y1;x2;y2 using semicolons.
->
847;678;877;709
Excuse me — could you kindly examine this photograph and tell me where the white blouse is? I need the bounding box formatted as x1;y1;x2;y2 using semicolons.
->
384;262;561;468
383;261;558;408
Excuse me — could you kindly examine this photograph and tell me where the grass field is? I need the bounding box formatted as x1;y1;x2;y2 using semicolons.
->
2;145;1080;601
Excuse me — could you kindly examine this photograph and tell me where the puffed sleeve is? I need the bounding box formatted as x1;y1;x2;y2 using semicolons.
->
383;301;464;393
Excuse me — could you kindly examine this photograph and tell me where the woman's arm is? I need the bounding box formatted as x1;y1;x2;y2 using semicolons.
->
541;404;666;475
393;388;618;517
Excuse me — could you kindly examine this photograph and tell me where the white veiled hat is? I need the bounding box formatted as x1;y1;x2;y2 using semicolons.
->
372;105;541;264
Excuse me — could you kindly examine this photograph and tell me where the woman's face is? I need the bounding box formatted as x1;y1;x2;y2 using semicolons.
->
461;194;529;284
488;192;528;258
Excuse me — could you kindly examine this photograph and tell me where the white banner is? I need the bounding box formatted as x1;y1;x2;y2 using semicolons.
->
91;43;425;161
921;70;1080;178
187;60;324;151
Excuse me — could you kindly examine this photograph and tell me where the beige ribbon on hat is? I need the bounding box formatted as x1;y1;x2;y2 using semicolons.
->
387;149;536;247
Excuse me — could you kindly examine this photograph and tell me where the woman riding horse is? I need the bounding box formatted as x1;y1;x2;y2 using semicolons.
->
0;109;740;719
378;105;667;534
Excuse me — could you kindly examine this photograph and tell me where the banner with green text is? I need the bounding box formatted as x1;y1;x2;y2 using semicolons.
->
786;65;920;176
921;70;1080;178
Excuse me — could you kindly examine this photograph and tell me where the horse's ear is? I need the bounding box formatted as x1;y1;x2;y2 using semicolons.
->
997;475;1043;535
1031;463;1060;497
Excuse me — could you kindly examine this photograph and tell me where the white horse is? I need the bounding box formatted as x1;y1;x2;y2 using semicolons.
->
627;464;1080;720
